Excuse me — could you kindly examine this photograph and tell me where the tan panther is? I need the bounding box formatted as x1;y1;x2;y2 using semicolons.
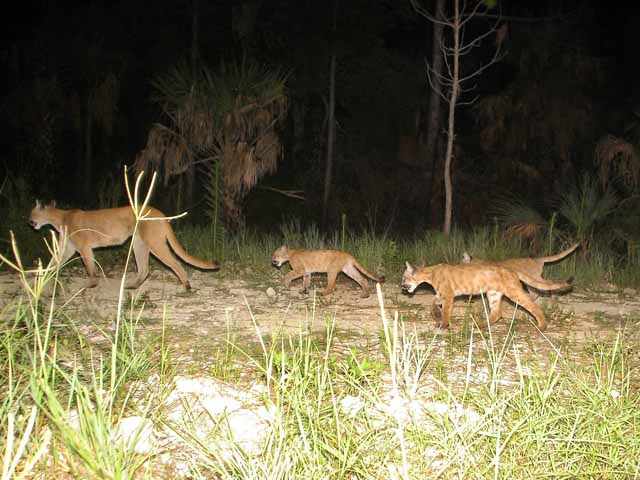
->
462;243;579;299
29;200;219;290
401;261;572;331
271;245;384;297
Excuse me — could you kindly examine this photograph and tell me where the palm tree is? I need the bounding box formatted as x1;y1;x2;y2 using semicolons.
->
492;195;549;250
136;59;288;229
556;173;619;247
493;174;620;253
595;134;640;191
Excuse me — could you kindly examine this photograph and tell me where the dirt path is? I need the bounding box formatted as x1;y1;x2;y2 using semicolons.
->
2;266;639;382
2;265;638;478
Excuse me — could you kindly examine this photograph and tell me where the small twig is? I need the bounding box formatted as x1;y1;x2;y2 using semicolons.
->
258;186;305;201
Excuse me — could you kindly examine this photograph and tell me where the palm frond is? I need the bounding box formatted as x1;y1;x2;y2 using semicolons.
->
555;173;619;241
594;134;640;190
137;58;289;227
492;195;548;245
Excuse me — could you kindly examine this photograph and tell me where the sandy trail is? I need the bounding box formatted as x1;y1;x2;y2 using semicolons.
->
1;266;639;381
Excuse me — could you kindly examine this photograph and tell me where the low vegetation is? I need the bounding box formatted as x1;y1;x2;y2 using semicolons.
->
1;205;639;478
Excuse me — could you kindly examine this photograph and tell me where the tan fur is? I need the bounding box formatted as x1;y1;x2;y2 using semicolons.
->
400;261;573;331
462;243;579;299
271;245;384;298
29;201;219;290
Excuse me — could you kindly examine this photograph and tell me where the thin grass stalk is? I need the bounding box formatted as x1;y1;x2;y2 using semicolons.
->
118;167;184;401
244;295;271;393
42;168;159;476
375;283;409;479
547;211;557;255
1;406;51;480
396;323;433;397
159;304;171;384
462;322;475;406
341;213;347;252
5;230;61;378
115;168;151;400
1;173;164;478
1;229;64;416
377;284;396;389
213;159;221;257
318;312;335;411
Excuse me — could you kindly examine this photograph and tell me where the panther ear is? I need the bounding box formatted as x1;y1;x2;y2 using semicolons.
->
404;261;414;272
35;199;41;208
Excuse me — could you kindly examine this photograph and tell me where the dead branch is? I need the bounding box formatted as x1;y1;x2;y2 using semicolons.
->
258;186;305;201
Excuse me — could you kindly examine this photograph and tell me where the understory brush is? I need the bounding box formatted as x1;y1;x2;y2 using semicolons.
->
169;287;640;479
4;185;638;289
171;221;639;289
0;175;638;478
0;173;170;479
1;231;639;478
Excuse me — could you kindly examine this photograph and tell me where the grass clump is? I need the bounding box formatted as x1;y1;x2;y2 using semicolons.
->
2;225;639;478
1;172;639;478
166;286;640;479
0;172;172;479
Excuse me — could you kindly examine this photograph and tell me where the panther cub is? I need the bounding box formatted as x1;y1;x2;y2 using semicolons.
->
401;261;572;331
271;245;384;297
461;243;579;300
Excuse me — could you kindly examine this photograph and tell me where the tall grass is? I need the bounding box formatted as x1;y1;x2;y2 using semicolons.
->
7;186;638;289
0;171;171;479
177;220;635;289
1;173;639;477
2;226;639;478
162;285;640;479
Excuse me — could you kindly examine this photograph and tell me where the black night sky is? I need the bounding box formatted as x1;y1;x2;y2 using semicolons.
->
2;0;640;232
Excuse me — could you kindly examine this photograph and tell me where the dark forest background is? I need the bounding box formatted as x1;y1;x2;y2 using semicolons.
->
2;0;640;238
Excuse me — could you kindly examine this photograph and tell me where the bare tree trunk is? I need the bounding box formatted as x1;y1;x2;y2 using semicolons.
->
83;99;93;203
191;0;198;75
222;143;244;229
182;0;199;211
322;0;338;229
424;0;445;225
443;0;460;236
412;0;501;234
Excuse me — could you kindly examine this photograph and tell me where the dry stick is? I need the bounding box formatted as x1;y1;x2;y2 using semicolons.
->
258;186;305;201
